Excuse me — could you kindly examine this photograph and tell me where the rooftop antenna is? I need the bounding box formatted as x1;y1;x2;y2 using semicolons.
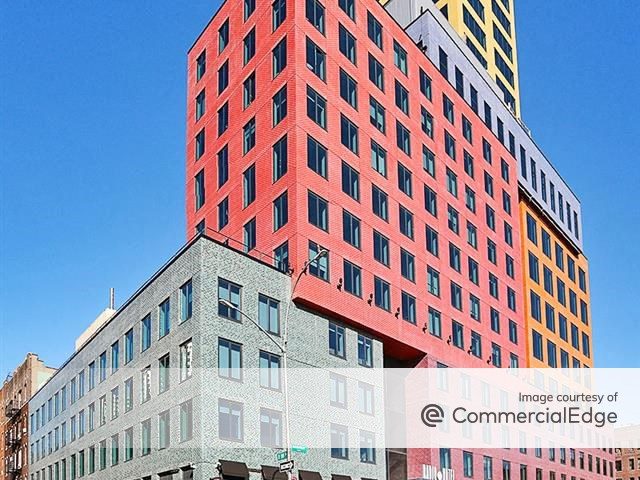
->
109;288;115;310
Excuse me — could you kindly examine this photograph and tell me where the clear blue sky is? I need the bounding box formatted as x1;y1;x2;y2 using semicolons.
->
1;1;638;377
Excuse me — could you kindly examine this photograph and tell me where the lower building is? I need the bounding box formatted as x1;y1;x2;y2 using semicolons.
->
615;426;640;480
27;235;386;480
1;354;56;480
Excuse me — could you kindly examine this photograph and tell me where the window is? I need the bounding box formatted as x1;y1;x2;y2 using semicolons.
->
218;399;243;441
374;276;390;311
180;280;193;323
398;163;412;197
273;0;286;30
194;169;206;212
218;278;241;321
218;61;229;94
448;205;460;234
159;354;170;394
306;0;325;33
243;28;256;64
401;248;415;282
470;331;482;357
273;191;288;231
439;47;448;78
308;190;329;230
218;20;229;52
367;11;383;48
340;69;357;108
371;140;387;176
491;343;502;367
195;129;205;160
272;135;288;182
373;230;390;266
330;423;350;459
180;340;193;381
180;400;193;442
420;68;432;100
455;67;464;96
124;377;133;412
338;25;357;64
451;282;462;310
242;165;256;208
272;86;287;125
464;6;486;46
306;38;326;80
399;205;414;239
421;107;434;138
401;291;416;324
196;50;206;81
244;0;256;19
372;185;388;220
307;135;327;178
547;340;557;367
368;54;384;91
424;185;437;217
528;252;540;283
260;409;283;448
343;259;362;297
360;430;376;463
341;114;359;154
272;37;287;76
216;147;229;188
242;73;255;110
526;213;537;244
158;298;170;338
427;266;440;296
329;322;346;358
99;351;107;383
195;89;205;121
243;117;256;154
452;320;464;349
158;410;170;450
462;115;473;143
219;338;242;381
443;94;454;124
395;80;409;115
274;242;289;273
465;186;476;213
423;145;436;177
397;121;411;155
307;86;327;128
258;295;280;335
218;197;229;230
259;351;281;390
342;161;359;200
343;210;361;248
447;168;458;197
449;243;461;272
369;96;386;133
428;307;442;337
358;335;373;367
426;226;439;257
393;40;407;74
308;241;329;280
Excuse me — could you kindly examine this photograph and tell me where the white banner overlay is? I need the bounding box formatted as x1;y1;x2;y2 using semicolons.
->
123;367;640;450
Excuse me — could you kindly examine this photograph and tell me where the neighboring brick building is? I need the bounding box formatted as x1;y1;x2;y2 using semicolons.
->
1;354;55;480
615;426;640;480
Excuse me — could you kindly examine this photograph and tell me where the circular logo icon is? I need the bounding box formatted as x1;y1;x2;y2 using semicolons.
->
421;404;445;427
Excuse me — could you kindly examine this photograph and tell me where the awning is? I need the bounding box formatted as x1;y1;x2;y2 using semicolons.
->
299;471;323;480
262;465;288;480
219;460;250;480
332;475;352;480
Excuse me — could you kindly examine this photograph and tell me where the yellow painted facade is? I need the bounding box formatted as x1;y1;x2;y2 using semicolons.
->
379;0;521;116
520;198;593;369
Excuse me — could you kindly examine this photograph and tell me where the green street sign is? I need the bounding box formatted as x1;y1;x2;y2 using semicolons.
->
291;446;308;454
276;451;288;462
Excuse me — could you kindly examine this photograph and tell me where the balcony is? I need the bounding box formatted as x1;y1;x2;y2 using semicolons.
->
4;403;19;418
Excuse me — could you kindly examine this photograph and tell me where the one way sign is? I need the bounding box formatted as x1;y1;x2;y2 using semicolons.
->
279;460;295;473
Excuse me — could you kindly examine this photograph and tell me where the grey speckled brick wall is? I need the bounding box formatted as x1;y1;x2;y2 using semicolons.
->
28;237;387;480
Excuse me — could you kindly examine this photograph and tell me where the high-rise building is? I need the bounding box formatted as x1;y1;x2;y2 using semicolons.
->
0;353;55;480
184;0;606;480
383;0;520;116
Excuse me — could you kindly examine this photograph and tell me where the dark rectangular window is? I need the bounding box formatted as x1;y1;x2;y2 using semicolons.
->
308;190;328;231
341;161;359;200
306;0;325;33
307;135;328;178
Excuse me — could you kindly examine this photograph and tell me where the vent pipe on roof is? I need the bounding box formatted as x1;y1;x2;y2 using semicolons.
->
109;288;115;310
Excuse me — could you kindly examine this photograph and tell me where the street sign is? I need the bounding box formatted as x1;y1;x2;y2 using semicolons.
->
291;446;308;454
279;460;295;473
276;450;288;462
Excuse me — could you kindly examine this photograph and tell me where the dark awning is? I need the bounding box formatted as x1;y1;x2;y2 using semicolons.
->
262;465;288;480
299;471;323;480
219;460;250;480
332;475;352;480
